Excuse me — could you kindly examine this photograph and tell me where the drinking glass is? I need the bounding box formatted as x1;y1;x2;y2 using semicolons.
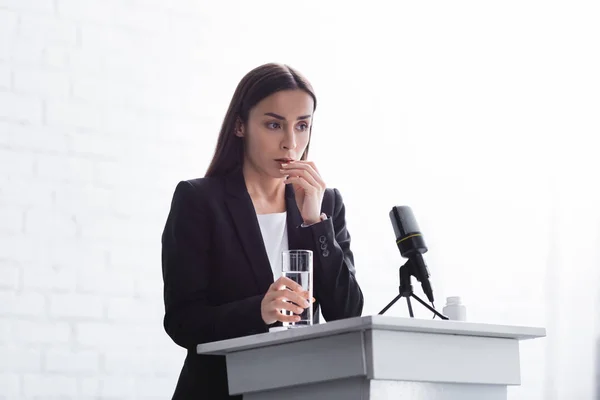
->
281;250;313;328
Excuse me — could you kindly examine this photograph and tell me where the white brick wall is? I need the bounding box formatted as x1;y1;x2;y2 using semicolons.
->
0;292;45;317
11;320;71;345
79;377;101;397
0;123;70;155
45;348;99;373
0;64;10;90
56;0;116;24
0;261;20;289
18;14;78;46
49;293;104;319
0;372;20;397
0;0;54;14
0;92;43;122
0;1;598;399
45;101;102;131
22;264;77;292
98;376;136;398
22;374;78;397
0;346;42;373
14;68;71;99
0;205;23;234
0;149;37;178
0;9;18;37
0;1;192;397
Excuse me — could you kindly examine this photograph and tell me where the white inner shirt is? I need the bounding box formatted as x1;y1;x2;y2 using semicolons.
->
256;211;289;281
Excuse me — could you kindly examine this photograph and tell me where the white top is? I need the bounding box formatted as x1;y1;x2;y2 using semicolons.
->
256;211;289;280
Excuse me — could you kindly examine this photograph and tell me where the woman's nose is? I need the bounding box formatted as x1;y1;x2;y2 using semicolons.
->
282;131;296;150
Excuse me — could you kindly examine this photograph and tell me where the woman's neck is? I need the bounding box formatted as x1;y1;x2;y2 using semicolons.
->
243;163;286;214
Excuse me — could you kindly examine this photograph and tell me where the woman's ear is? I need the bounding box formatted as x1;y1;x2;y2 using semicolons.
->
234;117;245;137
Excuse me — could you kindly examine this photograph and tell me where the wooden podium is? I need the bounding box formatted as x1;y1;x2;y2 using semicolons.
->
197;315;545;400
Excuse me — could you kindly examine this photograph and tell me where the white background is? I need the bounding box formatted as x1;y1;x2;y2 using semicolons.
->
0;0;599;399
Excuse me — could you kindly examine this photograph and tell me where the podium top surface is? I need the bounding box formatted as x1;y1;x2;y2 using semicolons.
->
196;315;546;355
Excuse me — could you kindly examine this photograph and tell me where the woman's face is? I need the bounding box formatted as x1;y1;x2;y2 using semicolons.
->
237;89;314;179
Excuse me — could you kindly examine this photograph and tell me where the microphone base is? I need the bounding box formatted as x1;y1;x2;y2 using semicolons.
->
378;292;448;320
378;261;449;320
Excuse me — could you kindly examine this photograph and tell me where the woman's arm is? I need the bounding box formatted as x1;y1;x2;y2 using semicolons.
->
161;181;267;349
299;188;364;321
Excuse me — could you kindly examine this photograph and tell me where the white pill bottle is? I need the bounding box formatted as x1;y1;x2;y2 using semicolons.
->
442;296;467;321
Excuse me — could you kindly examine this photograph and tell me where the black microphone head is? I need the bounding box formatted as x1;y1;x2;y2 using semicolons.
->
390;206;420;236
389;206;428;257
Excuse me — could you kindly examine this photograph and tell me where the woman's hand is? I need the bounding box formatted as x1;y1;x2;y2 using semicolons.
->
280;161;325;225
261;276;312;325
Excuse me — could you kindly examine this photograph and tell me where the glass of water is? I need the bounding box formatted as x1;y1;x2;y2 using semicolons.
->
281;249;313;328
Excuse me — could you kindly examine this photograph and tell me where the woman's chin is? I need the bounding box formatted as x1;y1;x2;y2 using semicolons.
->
262;168;287;181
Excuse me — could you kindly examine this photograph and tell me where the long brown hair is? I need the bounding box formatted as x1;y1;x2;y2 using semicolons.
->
205;63;317;178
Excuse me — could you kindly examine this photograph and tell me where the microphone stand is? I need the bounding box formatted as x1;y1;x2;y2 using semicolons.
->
379;258;449;320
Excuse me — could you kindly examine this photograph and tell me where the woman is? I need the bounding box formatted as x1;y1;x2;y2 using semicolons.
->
161;63;364;399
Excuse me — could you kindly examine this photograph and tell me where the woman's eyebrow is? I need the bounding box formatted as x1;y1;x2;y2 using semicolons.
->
264;112;312;121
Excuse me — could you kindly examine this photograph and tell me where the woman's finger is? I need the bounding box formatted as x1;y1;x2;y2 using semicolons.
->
265;299;302;323
305;161;320;175
282;161;325;186
271;276;305;293
273;289;311;308
281;167;320;189
284;175;316;194
282;162;325;188
302;161;325;187
272;299;305;315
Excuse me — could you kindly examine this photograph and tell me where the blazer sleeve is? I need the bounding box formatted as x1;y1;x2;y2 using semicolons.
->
298;188;364;321
161;181;267;349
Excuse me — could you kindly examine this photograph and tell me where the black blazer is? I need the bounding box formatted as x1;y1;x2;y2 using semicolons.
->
161;166;364;399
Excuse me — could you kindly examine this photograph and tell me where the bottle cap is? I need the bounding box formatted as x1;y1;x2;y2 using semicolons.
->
446;296;462;305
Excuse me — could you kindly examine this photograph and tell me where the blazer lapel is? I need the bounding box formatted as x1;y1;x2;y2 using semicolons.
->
224;168;274;294
285;184;305;251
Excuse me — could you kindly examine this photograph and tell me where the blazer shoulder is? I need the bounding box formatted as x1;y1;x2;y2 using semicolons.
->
173;176;224;200
185;176;220;191
323;187;345;214
165;177;226;219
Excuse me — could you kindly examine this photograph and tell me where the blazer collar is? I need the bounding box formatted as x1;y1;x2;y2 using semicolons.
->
223;167;304;293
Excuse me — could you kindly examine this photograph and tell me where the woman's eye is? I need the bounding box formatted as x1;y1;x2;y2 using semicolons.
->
267;122;281;129
297;123;309;131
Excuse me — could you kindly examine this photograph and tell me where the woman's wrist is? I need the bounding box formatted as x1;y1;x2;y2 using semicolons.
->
302;213;327;227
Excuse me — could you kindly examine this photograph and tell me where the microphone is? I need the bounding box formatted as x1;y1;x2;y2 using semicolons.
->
389;206;435;303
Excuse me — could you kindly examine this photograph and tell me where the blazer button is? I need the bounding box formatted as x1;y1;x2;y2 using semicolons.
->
320;243;327;250
322;249;330;257
319;235;327;243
